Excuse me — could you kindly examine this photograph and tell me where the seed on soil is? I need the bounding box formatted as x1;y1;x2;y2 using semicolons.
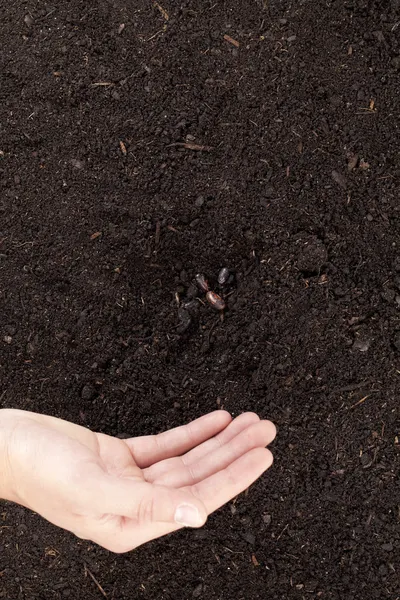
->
195;273;210;293
206;291;226;310
218;267;230;285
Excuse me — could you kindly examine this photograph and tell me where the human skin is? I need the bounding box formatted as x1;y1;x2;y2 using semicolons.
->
0;409;276;553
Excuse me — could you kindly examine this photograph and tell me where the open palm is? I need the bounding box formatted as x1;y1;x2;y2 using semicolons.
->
1;409;276;553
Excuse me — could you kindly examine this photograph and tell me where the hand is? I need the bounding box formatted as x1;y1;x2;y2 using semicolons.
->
0;409;276;553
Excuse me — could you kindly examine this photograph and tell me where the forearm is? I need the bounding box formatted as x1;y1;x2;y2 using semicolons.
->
0;409;19;503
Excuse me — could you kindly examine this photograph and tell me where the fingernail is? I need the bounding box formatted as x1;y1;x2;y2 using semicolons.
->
174;504;203;527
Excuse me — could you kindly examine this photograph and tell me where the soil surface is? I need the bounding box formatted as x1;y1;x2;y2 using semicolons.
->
1;0;400;598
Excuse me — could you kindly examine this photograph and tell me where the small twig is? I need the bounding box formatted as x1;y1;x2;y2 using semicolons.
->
251;554;260;566
85;565;107;598
13;241;35;248
147;28;166;41
40;8;57;20
154;2;169;20
310;381;369;394
350;395;370;409
91;82;115;87
276;523;289;541
224;34;240;48
335;381;370;393
167;142;213;152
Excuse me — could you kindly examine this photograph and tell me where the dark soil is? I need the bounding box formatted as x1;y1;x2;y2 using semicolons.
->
1;0;400;598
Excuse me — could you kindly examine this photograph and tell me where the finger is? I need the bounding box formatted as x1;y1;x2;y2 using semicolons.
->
95;447;274;553
182;411;262;465
93;475;207;529
145;412;261;483
154;420;276;488
90;513;181;554
124;411;232;468
188;447;274;514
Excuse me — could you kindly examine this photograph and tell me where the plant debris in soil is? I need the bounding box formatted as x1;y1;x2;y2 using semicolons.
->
1;1;400;599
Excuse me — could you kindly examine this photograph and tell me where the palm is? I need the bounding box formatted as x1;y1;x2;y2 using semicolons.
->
7;410;275;552
92;411;275;548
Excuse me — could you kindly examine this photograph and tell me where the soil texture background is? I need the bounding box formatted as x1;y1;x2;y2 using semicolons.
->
1;0;400;599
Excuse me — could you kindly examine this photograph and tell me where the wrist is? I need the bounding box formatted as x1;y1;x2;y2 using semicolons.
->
0;409;20;503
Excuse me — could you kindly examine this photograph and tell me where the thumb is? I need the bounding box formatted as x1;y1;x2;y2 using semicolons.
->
95;476;208;528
